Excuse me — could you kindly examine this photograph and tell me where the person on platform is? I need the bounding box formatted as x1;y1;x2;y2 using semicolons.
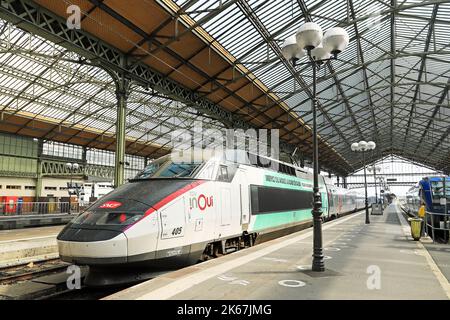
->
418;204;426;236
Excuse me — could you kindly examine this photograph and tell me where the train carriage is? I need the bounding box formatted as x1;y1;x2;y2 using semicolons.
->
57;149;364;286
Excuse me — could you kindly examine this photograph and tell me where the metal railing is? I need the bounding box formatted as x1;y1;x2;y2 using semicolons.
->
424;211;450;243
0;202;88;216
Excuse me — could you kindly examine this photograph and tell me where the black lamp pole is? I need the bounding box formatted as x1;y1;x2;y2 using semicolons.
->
285;23;349;273
296;51;338;272
373;166;378;204
309;53;324;272
362;151;370;224
291;52;325;271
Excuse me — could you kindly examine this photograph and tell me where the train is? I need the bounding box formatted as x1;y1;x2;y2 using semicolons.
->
404;176;450;241
57;149;365;286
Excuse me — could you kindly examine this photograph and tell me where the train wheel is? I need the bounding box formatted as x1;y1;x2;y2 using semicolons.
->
213;244;221;258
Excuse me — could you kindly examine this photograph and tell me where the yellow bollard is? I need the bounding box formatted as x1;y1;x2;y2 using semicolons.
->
408;218;423;241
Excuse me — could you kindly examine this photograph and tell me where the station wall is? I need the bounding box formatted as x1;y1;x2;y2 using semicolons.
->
0;177;84;199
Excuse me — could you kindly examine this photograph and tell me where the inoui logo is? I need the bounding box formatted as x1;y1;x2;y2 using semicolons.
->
366;265;381;290
189;193;213;211
66;5;81;30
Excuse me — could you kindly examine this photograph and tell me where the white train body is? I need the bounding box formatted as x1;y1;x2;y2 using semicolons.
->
57;150;364;285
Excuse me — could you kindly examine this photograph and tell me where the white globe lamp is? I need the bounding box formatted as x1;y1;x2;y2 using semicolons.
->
323;27;350;55
296;22;323;51
367;141;376;150
282;35;305;61
358;140;367;151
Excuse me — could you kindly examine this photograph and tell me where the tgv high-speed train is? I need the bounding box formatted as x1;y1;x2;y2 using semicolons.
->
57;150;364;285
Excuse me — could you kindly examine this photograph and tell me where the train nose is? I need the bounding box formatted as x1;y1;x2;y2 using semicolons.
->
58;230;128;265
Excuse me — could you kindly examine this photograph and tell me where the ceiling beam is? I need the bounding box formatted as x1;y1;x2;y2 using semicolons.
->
402;4;439;148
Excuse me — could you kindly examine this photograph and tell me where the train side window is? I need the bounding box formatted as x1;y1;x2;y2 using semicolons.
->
198;161;216;180
217;165;229;182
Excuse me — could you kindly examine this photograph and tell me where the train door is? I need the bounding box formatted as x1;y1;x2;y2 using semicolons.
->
327;189;333;218
160;197;186;241
220;188;232;226
338;194;343;215
213;164;234;239
155;196;187;264
233;168;249;229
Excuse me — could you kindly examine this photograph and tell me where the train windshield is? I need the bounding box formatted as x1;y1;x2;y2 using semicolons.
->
431;180;450;199
72;211;143;227
134;155;202;180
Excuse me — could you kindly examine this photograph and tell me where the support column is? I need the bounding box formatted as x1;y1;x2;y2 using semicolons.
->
114;74;129;188
82;146;87;166
337;176;340;187
35;139;43;201
343;176;347;189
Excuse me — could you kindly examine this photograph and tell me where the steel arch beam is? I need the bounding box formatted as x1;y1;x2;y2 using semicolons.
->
0;0;247;130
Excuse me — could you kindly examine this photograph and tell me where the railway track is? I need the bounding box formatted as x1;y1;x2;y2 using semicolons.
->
0;259;142;300
42;285;135;300
0;258;69;285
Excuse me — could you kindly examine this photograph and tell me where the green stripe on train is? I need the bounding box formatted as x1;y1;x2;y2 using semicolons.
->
252;209;312;230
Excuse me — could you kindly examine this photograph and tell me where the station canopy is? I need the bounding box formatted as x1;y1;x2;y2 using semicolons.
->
0;0;449;176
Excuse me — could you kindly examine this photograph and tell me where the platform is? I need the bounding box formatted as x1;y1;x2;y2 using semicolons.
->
0;226;63;268
0;213;76;230
105;202;450;300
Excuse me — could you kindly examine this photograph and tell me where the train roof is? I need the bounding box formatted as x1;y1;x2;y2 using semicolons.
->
418;176;450;185
167;148;310;174
426;176;450;182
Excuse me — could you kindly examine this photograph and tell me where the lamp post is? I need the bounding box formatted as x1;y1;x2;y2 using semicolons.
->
283;23;349;272
351;141;376;224
368;165;381;203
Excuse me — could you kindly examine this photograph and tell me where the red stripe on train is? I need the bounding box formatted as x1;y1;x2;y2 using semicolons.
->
123;180;206;231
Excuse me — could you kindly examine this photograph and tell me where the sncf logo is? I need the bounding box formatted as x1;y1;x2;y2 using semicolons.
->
99;201;122;209
189;194;213;211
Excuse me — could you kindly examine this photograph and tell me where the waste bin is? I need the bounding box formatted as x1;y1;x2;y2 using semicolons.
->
371;203;383;215
408;218;423;241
